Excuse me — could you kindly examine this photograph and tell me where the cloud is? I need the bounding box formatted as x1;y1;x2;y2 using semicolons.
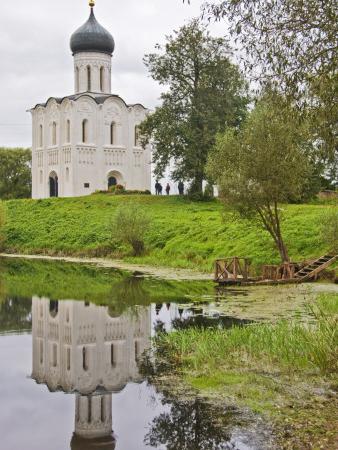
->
0;0;225;147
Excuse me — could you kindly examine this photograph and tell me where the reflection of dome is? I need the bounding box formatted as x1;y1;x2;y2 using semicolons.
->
70;8;115;55
71;434;116;450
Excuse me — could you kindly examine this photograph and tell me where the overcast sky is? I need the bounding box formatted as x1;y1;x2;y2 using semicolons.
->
0;0;226;147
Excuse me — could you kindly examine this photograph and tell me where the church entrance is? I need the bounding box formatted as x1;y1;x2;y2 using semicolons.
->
49;172;59;197
108;176;117;188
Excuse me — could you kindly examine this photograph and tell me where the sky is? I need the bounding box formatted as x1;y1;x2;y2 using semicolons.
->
0;0;226;148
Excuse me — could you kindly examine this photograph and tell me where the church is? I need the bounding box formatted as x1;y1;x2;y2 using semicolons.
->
30;1;152;199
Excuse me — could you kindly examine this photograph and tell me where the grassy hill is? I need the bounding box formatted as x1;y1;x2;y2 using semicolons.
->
3;194;337;272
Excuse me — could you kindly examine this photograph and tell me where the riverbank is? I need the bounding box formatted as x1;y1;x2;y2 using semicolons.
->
149;292;338;449
3;195;337;273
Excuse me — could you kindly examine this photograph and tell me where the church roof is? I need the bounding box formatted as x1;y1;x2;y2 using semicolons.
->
70;7;115;56
31;93;147;111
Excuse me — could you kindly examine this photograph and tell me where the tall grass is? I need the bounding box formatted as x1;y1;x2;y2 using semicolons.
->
156;294;338;375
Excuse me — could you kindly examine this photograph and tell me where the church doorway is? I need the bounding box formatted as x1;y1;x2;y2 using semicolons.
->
49;172;59;197
108;176;117;188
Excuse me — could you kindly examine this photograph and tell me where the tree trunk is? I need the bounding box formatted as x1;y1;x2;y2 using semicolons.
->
189;175;204;195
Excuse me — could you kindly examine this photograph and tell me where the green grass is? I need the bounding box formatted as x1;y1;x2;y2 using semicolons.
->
3;194;337;272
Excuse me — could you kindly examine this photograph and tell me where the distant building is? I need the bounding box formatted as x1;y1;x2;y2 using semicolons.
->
30;1;151;198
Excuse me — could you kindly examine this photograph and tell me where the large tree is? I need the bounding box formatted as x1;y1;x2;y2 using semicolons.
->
0;148;31;199
203;0;338;176
140;19;248;193
207;93;313;263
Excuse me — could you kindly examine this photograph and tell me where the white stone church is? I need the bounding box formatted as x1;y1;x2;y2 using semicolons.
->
30;1;151;199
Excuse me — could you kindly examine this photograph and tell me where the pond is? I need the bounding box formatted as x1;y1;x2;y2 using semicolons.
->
0;257;336;450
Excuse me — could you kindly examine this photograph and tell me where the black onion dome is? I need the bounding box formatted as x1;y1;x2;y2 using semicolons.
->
70;8;115;55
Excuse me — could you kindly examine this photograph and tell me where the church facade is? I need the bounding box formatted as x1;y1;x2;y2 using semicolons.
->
30;1;151;199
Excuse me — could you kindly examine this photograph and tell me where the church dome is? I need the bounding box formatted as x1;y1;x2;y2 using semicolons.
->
70;7;115;56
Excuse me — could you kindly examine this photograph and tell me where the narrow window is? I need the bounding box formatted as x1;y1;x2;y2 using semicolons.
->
134;125;140;147
76;67;80;92
101;397;105;422
40;340;43;364
87;66;91;91
110;122;115;145
88;396;92;423
135;341;140;361
82;119;88;143
66;120;71;143
52;122;57;146
111;344;116;367
83;346;89;371
66;167;69;182
67;348;71;371
39;124;43;147
52;343;57;367
40;170;43;184
100;67;104;92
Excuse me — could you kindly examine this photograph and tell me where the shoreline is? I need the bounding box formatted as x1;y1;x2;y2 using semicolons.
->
0;253;212;281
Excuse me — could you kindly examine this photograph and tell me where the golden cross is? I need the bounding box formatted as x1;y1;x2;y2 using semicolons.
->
89;0;95;7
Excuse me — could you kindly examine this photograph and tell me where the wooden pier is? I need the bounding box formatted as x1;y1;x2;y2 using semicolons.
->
214;255;337;286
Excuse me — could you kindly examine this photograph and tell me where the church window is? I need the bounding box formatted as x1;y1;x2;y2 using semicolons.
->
66;120;71;143
134;125;140;147
52;343;57;367
39;124;43;147
82;119;88;143
52;122;57;146
100;66;104;92
67;348;71;371
40;340;43;364
88;396;92;423
87;66;91;91
111;344;116;367
134;341;140;361
101;397;106;422
82;346;89;371
76;67;80;92
40;170;43;184
66;167;69;182
110;122;115;145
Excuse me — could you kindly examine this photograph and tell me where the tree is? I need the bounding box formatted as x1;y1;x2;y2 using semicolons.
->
0;148;32;199
207;93;312;263
203;0;338;172
113;203;150;256
140;19;248;194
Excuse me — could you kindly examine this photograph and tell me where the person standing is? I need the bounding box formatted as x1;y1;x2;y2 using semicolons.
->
158;183;163;195
155;181;160;195
178;181;184;195
166;183;171;195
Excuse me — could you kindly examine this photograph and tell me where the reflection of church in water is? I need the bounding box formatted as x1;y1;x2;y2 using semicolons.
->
31;297;151;449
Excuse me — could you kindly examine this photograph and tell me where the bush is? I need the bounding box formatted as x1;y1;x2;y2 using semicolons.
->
0;201;6;250
113;203;150;255
320;210;338;253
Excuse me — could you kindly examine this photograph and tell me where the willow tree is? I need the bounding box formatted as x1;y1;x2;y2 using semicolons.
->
207;94;312;263
140;19;248;194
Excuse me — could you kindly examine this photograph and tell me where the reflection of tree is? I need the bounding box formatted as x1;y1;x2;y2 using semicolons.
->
0;296;32;333
106;277;151;316
145;395;246;450
172;315;252;331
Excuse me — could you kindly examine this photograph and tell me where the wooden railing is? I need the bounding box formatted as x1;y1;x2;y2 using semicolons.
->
214;257;251;283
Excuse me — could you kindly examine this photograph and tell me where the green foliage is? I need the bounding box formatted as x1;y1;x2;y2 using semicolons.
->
207;93;314;262
0;148;31;199
2;195;336;271
154;293;338;375
204;0;337;170
0;201;6;251
320;209;338;253
113;203;151;255
140;19;248;192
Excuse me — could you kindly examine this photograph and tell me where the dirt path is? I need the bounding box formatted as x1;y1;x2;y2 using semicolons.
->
0;253;212;281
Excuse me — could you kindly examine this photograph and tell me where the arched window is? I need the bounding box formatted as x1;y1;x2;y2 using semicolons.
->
82;346;89;371
100;66;104;92
67;348;71;371
66;120;71;143
82;119;88;143
39;124;43;147
52;122;57;146
110;122;115;145
101;397;106;422
134;125;140;147
111;344;116;367
76;66;80;92
40;340;43;364
40;170;43;184
66;167;70;182
87;66;91;91
52;343;57;367
135;341;140;361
